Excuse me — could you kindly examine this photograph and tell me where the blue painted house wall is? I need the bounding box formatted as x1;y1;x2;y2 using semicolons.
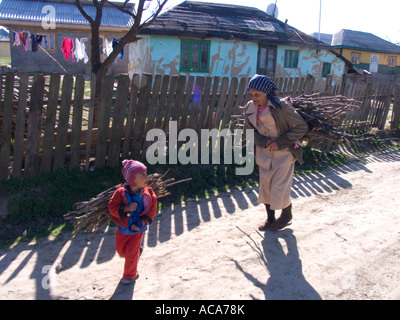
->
129;35;258;79
276;45;346;89
129;36;346;92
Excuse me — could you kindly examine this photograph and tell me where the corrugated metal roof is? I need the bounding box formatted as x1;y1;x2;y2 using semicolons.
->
141;1;328;49
0;0;134;27
332;29;400;54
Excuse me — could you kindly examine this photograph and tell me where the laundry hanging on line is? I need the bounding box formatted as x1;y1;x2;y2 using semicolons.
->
61;37;75;62
11;30;125;64
112;38;124;59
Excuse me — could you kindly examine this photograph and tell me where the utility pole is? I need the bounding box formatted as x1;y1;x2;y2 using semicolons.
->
318;0;322;40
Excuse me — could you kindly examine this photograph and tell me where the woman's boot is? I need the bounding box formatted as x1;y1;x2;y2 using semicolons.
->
258;204;276;231
269;204;292;231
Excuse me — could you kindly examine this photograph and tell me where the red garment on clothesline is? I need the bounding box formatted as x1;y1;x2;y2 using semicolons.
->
61;38;75;62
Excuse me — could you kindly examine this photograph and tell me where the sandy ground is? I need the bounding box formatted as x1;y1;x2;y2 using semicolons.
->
1;148;400;300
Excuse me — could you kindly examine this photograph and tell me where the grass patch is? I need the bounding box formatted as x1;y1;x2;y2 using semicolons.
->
0;57;11;67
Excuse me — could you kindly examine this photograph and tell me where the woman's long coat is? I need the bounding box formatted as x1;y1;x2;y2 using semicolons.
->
245;100;308;209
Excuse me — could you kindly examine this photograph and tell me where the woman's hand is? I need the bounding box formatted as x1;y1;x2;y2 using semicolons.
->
266;140;279;151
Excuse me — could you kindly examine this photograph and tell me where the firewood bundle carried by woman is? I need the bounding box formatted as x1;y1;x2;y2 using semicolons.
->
63;164;191;237
233;88;361;144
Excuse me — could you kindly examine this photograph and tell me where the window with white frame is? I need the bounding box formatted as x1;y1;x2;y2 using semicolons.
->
388;56;397;68
351;52;361;65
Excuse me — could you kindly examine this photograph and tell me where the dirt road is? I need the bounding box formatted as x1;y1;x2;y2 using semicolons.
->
1;148;400;300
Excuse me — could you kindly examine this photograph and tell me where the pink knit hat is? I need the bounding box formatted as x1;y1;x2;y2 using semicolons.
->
121;160;147;186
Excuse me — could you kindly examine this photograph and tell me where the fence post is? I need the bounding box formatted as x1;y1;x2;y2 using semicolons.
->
53;74;74;171
85;73;97;171
131;73;152;159
108;74;130;167
12;72;29;178
94;75;114;169
69;74;85;169
390;83;400;129
0;72;14;181
303;74;314;95
40;73;61;173
24;74;45;178
378;79;396;130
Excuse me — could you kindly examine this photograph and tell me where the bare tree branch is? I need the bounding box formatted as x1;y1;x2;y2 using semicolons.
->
75;0;94;25
141;0;168;27
74;0;169;115
105;0;137;19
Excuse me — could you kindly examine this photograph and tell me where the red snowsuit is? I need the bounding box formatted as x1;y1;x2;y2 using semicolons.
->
108;185;157;279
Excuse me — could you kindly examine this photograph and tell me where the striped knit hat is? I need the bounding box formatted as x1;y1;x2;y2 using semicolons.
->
248;74;281;107
121;159;147;187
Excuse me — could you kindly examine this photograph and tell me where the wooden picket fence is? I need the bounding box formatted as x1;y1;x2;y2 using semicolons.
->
340;75;398;132
0;71;398;181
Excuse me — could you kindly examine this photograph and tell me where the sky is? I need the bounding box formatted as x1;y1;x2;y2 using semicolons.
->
159;0;400;45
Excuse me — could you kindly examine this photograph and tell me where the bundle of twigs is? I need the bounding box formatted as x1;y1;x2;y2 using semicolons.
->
233;93;362;143
63;170;192;237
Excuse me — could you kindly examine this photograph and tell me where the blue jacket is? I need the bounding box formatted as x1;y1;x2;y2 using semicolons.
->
118;190;148;235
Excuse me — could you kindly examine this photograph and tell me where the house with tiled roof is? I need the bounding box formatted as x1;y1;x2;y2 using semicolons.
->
0;27;9;58
0;0;133;75
332;29;400;75
130;1;352;92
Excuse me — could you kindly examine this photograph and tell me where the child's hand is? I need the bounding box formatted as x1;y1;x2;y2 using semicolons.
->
125;202;138;213
130;218;147;232
130;224;140;231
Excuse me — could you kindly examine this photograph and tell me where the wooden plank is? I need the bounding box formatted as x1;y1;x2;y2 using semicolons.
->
171;75;187;122
213;77;229;128
146;74;163;129
108;74;130;167
40;73;61;172
276;78;284;95
69;74;85;169
162;75;178;131
131;73;152;159
142;74;162;151
188;76;204;130
390;84;400;129
154;75;170;130
179;75;194;132
85;73;96;170
94;75;114;169
371;83;386;128
368;83;380;127
298;77;305;95
24;74;45;178
197;76;212;131
53;74;74;171
204;76;219;130
221;77;238;129
378;82;394;130
11;72;29;178
234;77;248;110
0;72;14;181
304;75;314;95
292;77;300;97
122;73;140;159
286;77;293;96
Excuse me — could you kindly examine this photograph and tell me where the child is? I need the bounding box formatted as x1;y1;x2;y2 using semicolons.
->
245;74;308;231
108;160;157;284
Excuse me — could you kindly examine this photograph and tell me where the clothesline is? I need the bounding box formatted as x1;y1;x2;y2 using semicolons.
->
39;46;68;74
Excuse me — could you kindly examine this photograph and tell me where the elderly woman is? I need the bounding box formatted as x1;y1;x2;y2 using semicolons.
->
245;74;308;231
